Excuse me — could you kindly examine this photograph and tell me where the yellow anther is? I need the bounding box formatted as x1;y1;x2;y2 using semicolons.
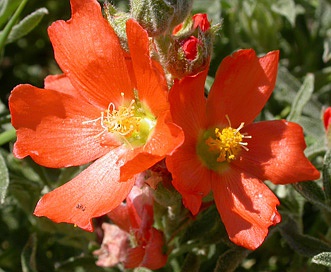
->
205;121;251;163
83;100;141;139
82;92;157;148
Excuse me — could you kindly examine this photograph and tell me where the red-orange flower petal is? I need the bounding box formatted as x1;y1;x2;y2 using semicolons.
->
169;69;208;143
34;146;135;231
119;111;184;181
126;19;169;116
166;145;211;215
135;228;168;269
211;170;281;250
108;186;167;269
9;84;115;168
206;49;279;127
234;120;320;184
107;204;131;232
48;0;133;108
44;74;78;97
192;13;211;31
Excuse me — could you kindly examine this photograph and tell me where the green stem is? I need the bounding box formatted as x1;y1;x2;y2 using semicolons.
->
0;129;16;145
0;0;28;53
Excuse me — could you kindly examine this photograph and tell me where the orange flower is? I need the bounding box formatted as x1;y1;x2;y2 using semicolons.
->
166;49;320;250
9;0;183;231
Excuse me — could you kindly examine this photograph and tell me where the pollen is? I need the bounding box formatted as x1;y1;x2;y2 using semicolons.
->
205;121;251;163
82;92;156;147
102;100;141;136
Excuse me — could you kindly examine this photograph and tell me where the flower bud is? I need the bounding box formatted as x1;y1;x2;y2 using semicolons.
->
324;107;331;149
130;0;193;37
103;2;131;50
165;13;218;78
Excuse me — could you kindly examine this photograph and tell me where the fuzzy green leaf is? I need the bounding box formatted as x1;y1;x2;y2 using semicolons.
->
312;252;331;267
214;247;249;272
287;73;315;123
181;252;200;272
5;7;48;44
279;214;331;256
323;150;331;203
271;0;296;26
193;0;221;23
0;151;9;204
292;182;329;212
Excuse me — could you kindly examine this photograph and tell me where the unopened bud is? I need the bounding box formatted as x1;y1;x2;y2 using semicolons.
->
166;13;219;78
324;107;331;149
103;2;131;50
130;0;193;37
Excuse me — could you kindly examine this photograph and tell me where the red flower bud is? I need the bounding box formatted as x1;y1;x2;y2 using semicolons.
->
192;13;211;32
181;36;201;60
173;13;211;35
323;107;331;131
164;13;217;78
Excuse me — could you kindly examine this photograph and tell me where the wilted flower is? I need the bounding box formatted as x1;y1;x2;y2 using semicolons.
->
94;186;167;269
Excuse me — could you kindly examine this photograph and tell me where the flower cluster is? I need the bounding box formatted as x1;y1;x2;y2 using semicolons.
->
94;185;167;269
9;0;321;269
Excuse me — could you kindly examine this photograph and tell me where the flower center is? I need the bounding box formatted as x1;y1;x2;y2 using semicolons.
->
196;117;251;172
84;92;156;148
205;123;249;163
101;100;140;137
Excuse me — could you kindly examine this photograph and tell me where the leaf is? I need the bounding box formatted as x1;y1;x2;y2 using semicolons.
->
181;253;200;272
0;0;20;28
279;214;331;257
312;252;331;267
291;182;330;212
304;140;326;160
21;234;37;272
54;256;106;272
323;32;331;63
0;151;9;204
193;0;222;24
287;73;315;123
180;206;226;245
5;7;48;44
0;0;8;20
271;0;296;26
323;150;331;203
214;247;249;272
